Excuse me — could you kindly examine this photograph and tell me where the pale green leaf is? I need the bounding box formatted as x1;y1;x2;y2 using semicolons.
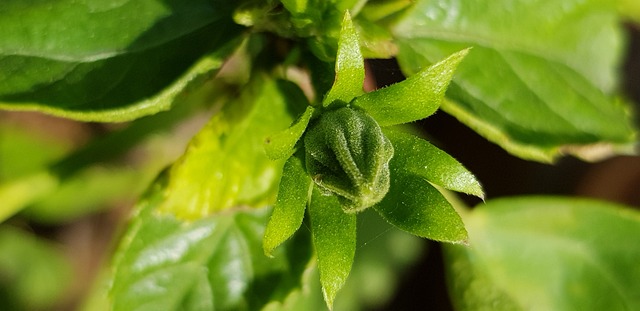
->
384;129;483;198
263;153;312;257
445;197;640;310
265;105;315;160
158;77;306;219
395;0;637;162
374;168;467;243
309;187;357;309
354;49;468;126
323;11;365;106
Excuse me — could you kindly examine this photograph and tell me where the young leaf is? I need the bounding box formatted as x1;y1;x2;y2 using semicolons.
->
323;11;365;107
374;169;468;244
394;0;637;162
265;106;315;160
308;187;357;309
445;197;640;310
263;153;312;257
384;129;483;199
352;48;468;126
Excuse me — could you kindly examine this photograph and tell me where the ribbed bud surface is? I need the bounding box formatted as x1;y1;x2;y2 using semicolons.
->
304;107;394;213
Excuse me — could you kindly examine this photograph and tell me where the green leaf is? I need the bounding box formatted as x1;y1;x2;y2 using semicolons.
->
374;168;467;243
158;77;306;219
394;0;637;162
323;11;365;107
309;187;357;309
111;179;314;311
444;197;640;310
384;129;483;198
0;226;73;310
265;105;315;160
263;153;312;257
354;48;468;126
0;1;241;121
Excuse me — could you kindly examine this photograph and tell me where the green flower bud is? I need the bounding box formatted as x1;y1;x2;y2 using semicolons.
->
304;106;394;213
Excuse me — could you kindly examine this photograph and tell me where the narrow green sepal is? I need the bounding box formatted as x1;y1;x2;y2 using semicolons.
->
263;153;312;257
384;129;484;199
323;11;365;107
309;187;356;309
374;167;468;244
353;48;470;126
264;106;315;160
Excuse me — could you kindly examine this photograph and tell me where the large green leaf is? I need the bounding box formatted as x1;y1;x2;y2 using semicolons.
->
445;197;640;310
0;0;241;121
158;78;307;219
394;0;637;162
110;178;314;311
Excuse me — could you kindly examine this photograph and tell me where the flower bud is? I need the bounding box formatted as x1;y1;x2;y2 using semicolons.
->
304;107;394;213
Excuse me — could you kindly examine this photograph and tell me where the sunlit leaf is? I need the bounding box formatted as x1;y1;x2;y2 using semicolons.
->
353;49;468;126
158;77;306;219
394;0;637;162
323;11;365;107
0;0;241;121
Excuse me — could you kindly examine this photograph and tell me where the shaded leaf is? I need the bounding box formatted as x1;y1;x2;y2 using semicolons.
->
374;168;467;243
394;0;636;162
308;187;357;309
445;196;640;310
354;49;468;126
384;129;483;198
263;153;312;257
323;11;365;107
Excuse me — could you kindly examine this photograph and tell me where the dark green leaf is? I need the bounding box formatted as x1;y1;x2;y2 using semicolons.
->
323;11;365;107
394;0;637;162
384;129;483;198
353;49;468;126
445;197;640;310
308;187;356;309
374;168;467;243
263;153;312;257
0;1;241;121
